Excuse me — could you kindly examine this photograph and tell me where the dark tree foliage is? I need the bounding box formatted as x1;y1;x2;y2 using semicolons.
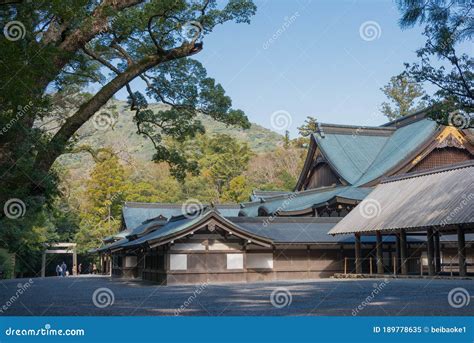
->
397;0;473;128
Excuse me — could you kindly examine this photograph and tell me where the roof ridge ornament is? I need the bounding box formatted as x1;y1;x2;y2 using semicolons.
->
316;122;325;138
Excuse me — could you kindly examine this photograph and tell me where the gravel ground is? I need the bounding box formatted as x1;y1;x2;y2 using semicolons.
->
0;276;472;316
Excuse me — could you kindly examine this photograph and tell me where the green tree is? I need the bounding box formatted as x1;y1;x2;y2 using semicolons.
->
197;134;252;196
396;0;473;126
380;75;426;120
222;175;252;203
297;116;318;137
75;153;127;252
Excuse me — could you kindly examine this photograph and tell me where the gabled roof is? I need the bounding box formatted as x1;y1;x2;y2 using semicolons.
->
294;110;454;190
239;185;372;217
313;118;438;186
98;211;439;252
328;161;474;235
122;202;241;230
122;209;273;249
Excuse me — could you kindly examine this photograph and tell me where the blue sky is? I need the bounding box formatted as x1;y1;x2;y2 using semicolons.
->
117;0;433;137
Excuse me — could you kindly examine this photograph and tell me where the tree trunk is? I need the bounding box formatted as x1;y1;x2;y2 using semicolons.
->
31;43;202;191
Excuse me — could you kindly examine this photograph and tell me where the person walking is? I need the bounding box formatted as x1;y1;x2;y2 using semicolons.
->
92;263;97;275
61;261;67;277
78;263;82;275
55;264;62;277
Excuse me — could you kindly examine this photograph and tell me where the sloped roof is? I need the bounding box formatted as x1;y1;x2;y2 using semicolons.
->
314;118;438;186
127;216;168;238
122;202;241;230
239;186;372;217
97;238;129;252
101;212;441;252
249;190;291;202
122;209;273;248
328;161;474;235
103;229;132;243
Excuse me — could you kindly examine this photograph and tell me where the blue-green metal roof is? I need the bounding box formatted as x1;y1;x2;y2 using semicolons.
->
122;202;241;230
353;119;438;186
316;133;389;184
314;119;438;186
122;215;201;248
239;186;372;217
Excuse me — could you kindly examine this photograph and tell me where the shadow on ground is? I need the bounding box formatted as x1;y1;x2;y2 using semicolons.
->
0;276;472;316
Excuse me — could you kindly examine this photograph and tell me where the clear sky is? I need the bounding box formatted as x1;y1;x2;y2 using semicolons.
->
116;0;433;137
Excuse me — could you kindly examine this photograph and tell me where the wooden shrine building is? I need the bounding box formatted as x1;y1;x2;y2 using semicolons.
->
94;110;474;284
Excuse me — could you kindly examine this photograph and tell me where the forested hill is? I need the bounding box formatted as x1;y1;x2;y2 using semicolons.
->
57;100;283;171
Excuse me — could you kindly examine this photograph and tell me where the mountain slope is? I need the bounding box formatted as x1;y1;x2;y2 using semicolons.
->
57;100;283;173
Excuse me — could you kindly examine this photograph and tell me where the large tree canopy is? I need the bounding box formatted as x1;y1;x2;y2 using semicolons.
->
396;0;473;127
0;0;255;207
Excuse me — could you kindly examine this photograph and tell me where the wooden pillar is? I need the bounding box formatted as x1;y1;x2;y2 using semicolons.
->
41;252;46;278
355;233;362;274
457;226;466;277
427;228;435;276
434;231;441;274
72;247;77;276
395;233;401;273
376;231;384;274
400;229;407;275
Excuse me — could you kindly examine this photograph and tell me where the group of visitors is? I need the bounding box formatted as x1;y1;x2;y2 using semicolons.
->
55;261;68;277
55;262;98;277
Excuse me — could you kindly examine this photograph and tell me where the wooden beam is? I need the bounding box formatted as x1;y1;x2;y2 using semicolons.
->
48;243;77;247
376;231;384;274
400;229;407;275
457;226;467;277
355;233;362;274
427;228;435;276
45;249;73;254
